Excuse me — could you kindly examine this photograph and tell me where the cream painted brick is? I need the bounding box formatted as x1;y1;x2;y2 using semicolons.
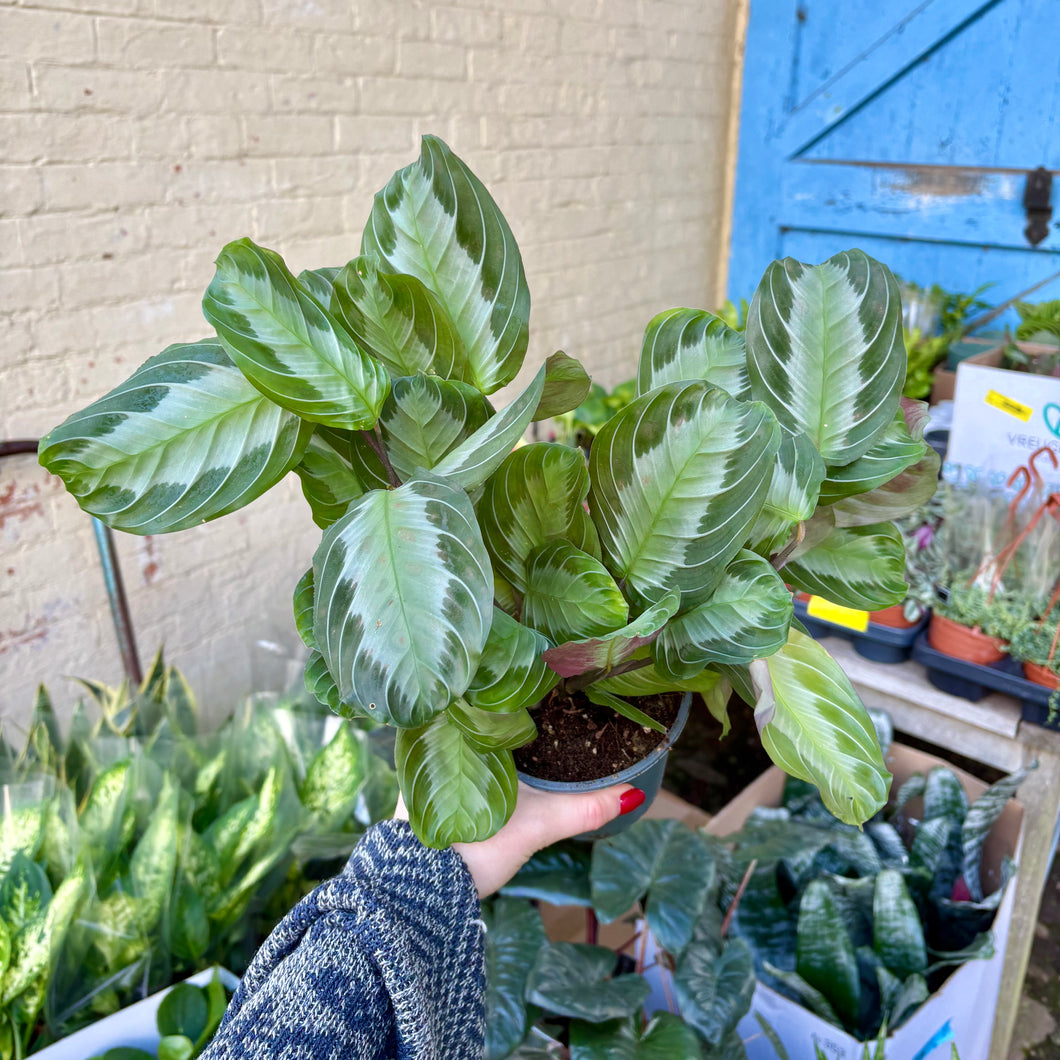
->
0;113;136;164
0;166;43;218
500;12;560;52
1;59;33;110
59;252;197;310
253;196;348;244
145;202;253;251
134;0;260;24
32;63;167;115
161;69;273;115
268;73;358;114
163;159;274;205
1;265;60;310
1;8;94;63
397;40;466;80
184;115;243;158
95;17;215;69
334;115;417;155
242;115;334;157
27;0;137;16
351;4;429;40
18;213;149;267
357;76;479;117
430;7;500;45
312;33;397;77
261;0;353;31
38;161;175;212
272;155;359;199
215;26;315;73
132;116;192;161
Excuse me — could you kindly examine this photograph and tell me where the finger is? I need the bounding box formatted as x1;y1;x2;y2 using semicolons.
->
510;783;643;850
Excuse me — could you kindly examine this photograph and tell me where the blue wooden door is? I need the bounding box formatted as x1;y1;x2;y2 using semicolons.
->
728;0;1060;312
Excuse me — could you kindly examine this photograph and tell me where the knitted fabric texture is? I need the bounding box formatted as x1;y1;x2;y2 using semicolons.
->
200;820;486;1059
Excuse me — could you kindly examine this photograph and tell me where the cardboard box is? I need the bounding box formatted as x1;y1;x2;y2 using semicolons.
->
705;745;1024;1060
929;344;1003;405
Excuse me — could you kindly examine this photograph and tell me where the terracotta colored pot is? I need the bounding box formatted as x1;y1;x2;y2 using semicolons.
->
1023;661;1060;689
870;604;920;629
928;613;1007;665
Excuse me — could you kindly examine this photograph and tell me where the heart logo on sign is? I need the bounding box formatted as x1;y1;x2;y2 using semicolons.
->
1045;403;1060;439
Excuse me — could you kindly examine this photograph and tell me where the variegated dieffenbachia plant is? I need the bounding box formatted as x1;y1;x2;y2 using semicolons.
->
39;136;938;847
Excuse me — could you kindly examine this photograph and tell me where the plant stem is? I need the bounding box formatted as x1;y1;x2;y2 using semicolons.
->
720;858;757;938
361;425;402;488
565;656;654;695
770;522;805;572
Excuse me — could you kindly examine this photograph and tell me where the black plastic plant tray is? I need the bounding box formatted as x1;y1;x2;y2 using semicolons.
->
911;634;1060;731
793;598;928;664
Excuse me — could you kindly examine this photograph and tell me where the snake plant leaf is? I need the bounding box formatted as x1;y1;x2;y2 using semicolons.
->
637;307;750;400
873;869;927;979
535;351;592;421
795;879;860;1027
202;238;390;429
754;628;890;826
746;250;905;466
293;568;316;649
590;818;716;956
478;442;598;591
430;364;546;492
296;266;341;305
525;942;649;1022
502;841;592;905
673;937;756;1048
395;711;517;846
924;767;968;824
466;608;557;713
378;374;493;481
961;766;1027;902
38;341;313;534
522;540;629;643
653;551;792;677
747;430;827;557
362;135;530;395
313;474;493;727
570;1013;706;1060
331;254;468;381
831;449;941;528
588;381;781;608
782;523;908;611
762;961;842;1027
447;698;537;754
483;898;547;1060
293;427;369;529
304;650;343;714
544;592;679;679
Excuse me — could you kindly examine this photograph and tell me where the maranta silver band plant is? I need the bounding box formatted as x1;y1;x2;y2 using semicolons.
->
40;136;938;847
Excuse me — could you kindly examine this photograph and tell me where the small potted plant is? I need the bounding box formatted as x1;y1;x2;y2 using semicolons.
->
39;137;937;847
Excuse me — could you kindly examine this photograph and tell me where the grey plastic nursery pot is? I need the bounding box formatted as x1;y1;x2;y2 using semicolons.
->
516;691;692;839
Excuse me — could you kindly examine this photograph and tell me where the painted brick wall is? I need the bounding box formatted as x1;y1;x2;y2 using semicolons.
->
0;0;743;728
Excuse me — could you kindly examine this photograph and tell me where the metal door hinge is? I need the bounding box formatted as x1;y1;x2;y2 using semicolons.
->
1024;166;1053;246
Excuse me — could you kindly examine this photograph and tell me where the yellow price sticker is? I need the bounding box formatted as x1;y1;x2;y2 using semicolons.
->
985;389;1032;422
806;596;869;632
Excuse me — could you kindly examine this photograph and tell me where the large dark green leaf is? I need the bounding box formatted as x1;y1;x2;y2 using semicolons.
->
293;568;316;649
202;238;390;429
522;541;627;643
395;711;517;846
795;879;860;1028
588;381;781;608
570;1013;706;1060
782;523;908;611
590;818;716;956
478;442;599;591
831;450;940;528
362;135;530;395
673;937;756;1047
313;474;493;726
502;841;592;905
637;308;750;400
467;608;557;713
525;943;649;1022
331;254;469;380
38;341;312;534
482;898;547;1060
535;351;592;421
872;869;926;979
746;250;905;466
754;629;891;826
293;427;368;528
379;373;492;480
746;430;826;556
654;551;792;677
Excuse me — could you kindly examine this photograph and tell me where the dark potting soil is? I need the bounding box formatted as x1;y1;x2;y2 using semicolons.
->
514;687;682;782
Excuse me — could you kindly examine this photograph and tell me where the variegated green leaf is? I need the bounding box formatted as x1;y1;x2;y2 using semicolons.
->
293;427;368;528
447;697;537;753
543;592;679;678
331;254;468;380
478;442;600;591
431;364;546;492
830;449;940;528
38;341;312;534
570;1013;706;1060
596;658;723;701
672;937;756;1048
522;540;628;643
313;474;493;727
584;687;666;733
746;250;905;466
467;608;557;713
747;431;826;556
304;650;343;714
297;266;342;305
637;307;750;399
962;766;1027;902
534;351;592;421
588;381;781;607
782;523;908;611
754;628;891;826
362;135;530;395
396;711;517;846
653;550;792;677
202;238;390;429
526;942;649;1022
379;373;492;481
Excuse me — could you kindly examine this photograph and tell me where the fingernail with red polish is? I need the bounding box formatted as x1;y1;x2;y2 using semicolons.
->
619;788;646;815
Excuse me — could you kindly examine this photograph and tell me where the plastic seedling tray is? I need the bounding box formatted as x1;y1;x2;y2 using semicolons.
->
794;598;928;664
911;634;1060;731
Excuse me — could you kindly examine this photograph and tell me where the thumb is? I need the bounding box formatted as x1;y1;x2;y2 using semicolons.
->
525;784;645;848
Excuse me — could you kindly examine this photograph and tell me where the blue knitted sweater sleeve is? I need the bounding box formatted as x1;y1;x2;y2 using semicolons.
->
200;820;486;1060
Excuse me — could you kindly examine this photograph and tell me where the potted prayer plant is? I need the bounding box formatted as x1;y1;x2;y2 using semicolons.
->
39;136;938;847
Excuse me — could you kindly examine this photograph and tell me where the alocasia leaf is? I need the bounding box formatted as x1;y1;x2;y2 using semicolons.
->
38;341;313;534
362;135;530;395
525;942;649;1022
202;238;390;429
672;937;756;1048
570;1013;706;1059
